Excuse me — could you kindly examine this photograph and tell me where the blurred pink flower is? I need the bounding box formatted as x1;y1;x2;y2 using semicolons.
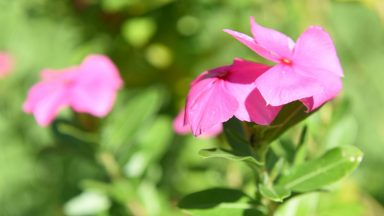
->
184;58;281;136
173;109;222;138
23;54;123;126
0;52;13;78
224;17;343;111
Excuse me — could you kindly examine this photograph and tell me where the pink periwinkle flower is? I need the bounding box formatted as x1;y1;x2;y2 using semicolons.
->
0;52;13;78
23;54;123;126
184;58;281;136
173;109;222;138
224;17;343;111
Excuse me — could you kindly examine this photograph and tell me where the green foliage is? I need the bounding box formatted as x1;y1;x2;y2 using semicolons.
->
0;0;383;215
101;87;164;153
259;185;291;202
278;146;363;192
179;188;263;216
199;148;262;166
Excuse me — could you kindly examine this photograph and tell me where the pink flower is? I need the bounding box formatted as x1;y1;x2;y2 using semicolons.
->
184;58;281;136
23;54;123;126
173;109;222;138
0;52;13;78
224;17;343;111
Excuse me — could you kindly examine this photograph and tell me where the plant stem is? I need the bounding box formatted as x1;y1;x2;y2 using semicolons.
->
97;151;122;180
249;135;281;215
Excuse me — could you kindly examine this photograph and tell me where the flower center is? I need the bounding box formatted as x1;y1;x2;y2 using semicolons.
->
216;70;229;78
281;58;292;65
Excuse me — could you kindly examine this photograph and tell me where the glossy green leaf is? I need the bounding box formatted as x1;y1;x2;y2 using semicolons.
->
259;184;291;202
278;146;363;192
275;189;365;216
199;148;262;166
178;188;263;216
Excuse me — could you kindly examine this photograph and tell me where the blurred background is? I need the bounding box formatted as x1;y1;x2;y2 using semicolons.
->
0;0;384;215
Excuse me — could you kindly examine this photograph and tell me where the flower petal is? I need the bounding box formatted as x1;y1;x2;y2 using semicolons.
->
224;58;274;122
292;26;343;77
255;64;323;106
79;55;123;89
250;17;295;61
69;55;123;117
173;109;223;137
41;68;77;81
300;73;342;111
200;123;223;138
245;88;282;125
0;52;13;78
173;109;191;135
23;81;69;126
185;77;238;136
224;29;279;62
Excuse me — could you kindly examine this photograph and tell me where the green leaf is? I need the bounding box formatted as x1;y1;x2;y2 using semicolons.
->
181;207;263;216
101;87;164;152
259;184;291;202
122;116;173;176
178;188;263;216
223;118;264;165
64;191;111;216
199;148;262;166
278;146;363;192
275;189;365;216
223;118;251;154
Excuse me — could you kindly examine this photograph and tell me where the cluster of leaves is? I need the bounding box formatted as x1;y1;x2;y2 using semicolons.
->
180;103;363;215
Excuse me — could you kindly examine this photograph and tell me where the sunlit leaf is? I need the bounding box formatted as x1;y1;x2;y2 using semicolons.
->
259;184;291;202
199;148;262;166
64;191;111;216
278;146;363;192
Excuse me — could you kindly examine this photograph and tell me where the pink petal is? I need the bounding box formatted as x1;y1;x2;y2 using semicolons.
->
0;52;13;78
199;123;223;138
173;109;191;135
255;64;324;106
70;85;117;117
224;59;272;122
23;80;69;126
41;67;78;81
190;65;231;87
245;89;282;125
79;55;123;89
292;26;343;77
173;109;223;137
185;77;238;136
223;29;279;62
249;17;295;61
300;73;342;111
69;55;123;117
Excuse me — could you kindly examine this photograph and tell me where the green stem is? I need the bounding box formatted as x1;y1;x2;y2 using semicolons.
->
97;151;122;180
97;152;146;215
249;135;281;215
